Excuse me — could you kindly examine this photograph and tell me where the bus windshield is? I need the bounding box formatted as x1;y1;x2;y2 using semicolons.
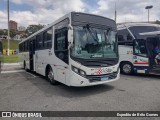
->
129;26;160;39
134;39;147;57
71;25;118;59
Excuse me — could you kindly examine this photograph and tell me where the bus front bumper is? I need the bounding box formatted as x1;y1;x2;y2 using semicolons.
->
69;69;120;87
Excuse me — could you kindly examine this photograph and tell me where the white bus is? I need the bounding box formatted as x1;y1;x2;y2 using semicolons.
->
117;23;160;75
19;12;120;86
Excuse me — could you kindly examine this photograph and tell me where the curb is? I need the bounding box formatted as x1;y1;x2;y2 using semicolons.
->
3;63;20;66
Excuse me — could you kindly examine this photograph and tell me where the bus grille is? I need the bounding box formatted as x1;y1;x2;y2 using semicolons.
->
86;72;117;83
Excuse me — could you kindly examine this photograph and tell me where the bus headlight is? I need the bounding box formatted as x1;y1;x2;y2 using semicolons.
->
72;66;79;73
79;70;86;76
71;65;86;77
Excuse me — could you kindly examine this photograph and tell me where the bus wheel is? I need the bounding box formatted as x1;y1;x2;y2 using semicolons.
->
120;62;133;75
47;67;57;85
24;61;28;72
24;61;27;70
23;61;26;69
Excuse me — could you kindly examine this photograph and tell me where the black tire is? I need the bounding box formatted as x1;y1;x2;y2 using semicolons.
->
120;62;133;75
24;61;29;72
23;61;26;69
46;66;58;85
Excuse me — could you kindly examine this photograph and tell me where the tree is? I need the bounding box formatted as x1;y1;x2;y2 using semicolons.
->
10;30;17;38
155;20;160;25
0;29;17;38
0;29;7;36
26;24;45;36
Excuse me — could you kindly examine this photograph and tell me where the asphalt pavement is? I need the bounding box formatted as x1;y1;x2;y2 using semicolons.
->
0;69;160;120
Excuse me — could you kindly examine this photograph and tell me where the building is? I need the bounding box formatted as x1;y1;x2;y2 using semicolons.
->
18;26;26;31
9;20;17;30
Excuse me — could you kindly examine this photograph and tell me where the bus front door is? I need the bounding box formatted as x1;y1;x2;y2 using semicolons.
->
29;40;35;71
147;37;160;74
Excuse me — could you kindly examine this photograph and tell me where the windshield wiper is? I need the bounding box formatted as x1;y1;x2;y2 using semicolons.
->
83;24;99;43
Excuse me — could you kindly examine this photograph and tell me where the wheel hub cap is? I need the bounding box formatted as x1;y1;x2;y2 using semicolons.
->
48;71;54;81
123;64;131;73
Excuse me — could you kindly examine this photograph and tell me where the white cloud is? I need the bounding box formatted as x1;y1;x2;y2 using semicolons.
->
94;0;160;23
51;0;85;12
97;0;109;11
0;0;86;29
0;0;160;29
0;11;8;29
11;0;51;8
11;11;38;26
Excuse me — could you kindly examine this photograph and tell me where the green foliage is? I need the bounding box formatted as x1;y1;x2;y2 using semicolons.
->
10;30;18;38
3;55;19;63
2;39;19;50
26;24;45;36
0;29;18;38
0;29;7;36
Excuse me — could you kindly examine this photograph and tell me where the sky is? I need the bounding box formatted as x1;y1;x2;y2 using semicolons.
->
0;0;160;29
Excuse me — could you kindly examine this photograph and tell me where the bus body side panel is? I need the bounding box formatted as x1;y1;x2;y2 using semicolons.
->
35;50;46;76
132;55;149;74
51;55;70;85
34;25;70;85
119;45;133;63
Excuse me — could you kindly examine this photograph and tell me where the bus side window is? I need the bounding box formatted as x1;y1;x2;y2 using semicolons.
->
37;34;43;50
44;28;53;49
117;35;124;41
54;28;68;64
134;39;147;57
117;29;133;41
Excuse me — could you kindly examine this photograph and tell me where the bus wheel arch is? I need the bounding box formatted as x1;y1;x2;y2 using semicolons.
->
120;61;134;75
45;65;58;85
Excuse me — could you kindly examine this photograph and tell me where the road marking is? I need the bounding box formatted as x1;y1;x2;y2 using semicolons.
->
1;70;25;74
1;70;37;78
25;71;36;78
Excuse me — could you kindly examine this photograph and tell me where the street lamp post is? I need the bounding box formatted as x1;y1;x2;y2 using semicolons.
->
115;1;117;23
145;5;153;22
7;0;10;56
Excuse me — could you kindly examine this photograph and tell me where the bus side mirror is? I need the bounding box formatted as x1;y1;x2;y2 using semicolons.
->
68;28;73;49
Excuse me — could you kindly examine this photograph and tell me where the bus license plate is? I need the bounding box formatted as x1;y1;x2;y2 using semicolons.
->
101;76;109;81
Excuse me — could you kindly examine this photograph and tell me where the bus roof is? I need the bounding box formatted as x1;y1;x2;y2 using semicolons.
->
19;12;71;44
20;12;116;44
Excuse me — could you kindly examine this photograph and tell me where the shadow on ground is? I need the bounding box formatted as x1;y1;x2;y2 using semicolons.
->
21;71;114;98
121;73;160;81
